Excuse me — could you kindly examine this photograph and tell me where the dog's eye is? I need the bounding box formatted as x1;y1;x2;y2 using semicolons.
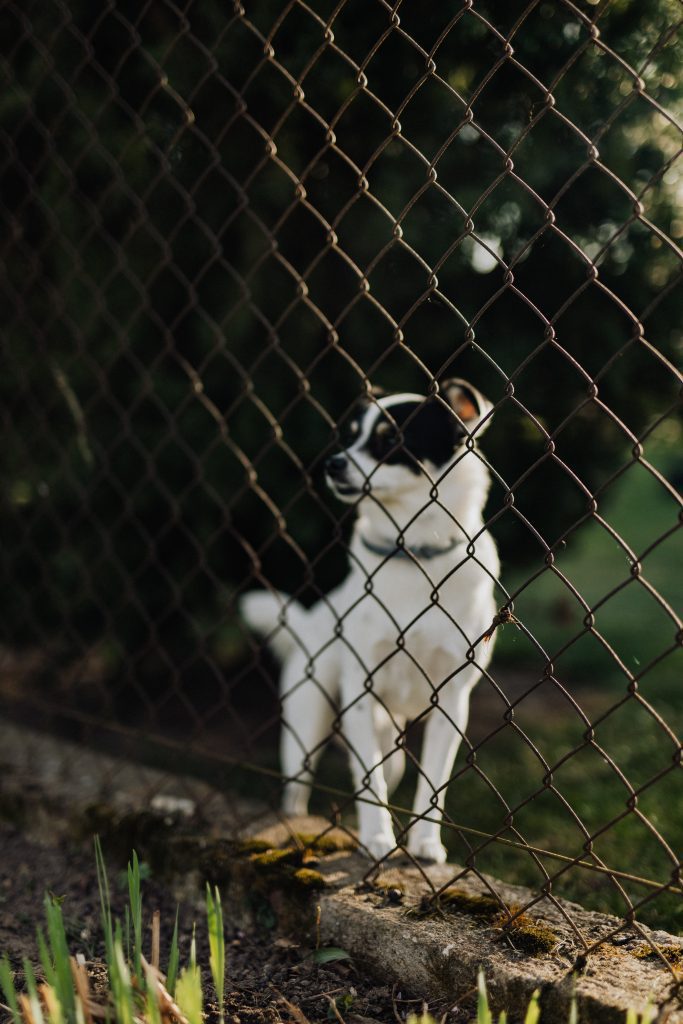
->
341;419;361;444
374;422;400;452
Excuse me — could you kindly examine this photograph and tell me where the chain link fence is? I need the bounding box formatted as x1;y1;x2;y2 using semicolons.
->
2;0;682;976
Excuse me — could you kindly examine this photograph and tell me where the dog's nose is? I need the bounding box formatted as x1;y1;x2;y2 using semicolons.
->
325;453;349;478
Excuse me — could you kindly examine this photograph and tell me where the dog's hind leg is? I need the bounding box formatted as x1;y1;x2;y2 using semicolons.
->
280;650;337;817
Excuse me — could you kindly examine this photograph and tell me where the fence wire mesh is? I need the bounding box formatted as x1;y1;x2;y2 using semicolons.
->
1;0;682;977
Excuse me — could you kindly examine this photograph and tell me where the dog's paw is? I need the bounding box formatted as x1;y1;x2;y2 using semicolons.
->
362;832;397;861
407;835;448;864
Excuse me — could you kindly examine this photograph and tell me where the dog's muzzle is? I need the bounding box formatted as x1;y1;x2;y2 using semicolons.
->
325;453;361;498
325;453;349;479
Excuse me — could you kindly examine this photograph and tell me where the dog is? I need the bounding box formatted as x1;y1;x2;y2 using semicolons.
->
240;378;499;863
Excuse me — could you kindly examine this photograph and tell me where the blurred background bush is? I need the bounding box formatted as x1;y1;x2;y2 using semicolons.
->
1;0;681;916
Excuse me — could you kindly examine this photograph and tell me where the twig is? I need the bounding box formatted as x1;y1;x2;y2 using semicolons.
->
391;982;403;1024
274;990;312;1024
151;911;161;973
141;956;188;1024
41;985;62;1024
70;956;95;1024
326;995;346;1024
18;994;34;1024
297;987;347;1005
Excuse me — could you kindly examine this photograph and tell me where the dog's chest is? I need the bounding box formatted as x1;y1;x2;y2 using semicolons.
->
369;630;454;715
337;553;496;712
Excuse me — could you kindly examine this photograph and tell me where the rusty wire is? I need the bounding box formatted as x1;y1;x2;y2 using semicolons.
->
1;0;682;982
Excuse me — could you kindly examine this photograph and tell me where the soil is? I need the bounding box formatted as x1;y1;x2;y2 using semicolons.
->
0;823;472;1024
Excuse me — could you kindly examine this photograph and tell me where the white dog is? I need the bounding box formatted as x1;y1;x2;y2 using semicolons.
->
240;379;499;863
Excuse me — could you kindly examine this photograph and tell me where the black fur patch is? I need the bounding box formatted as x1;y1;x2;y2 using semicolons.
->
364;399;466;472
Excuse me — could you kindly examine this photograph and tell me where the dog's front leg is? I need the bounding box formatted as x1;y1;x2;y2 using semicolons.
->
407;685;472;863
340;666;396;861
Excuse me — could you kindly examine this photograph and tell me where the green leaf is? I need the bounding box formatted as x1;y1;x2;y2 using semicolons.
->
311;947;352;965
327;993;355;1019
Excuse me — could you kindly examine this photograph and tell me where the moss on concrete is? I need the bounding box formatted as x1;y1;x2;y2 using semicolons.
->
293;831;357;853
249;847;303;870
412;887;558;956
237;838;272;855
504;914;559;955
292;868;326;891
633;944;683;969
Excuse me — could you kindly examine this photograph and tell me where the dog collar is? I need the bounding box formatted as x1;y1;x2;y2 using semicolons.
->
360;534;459;561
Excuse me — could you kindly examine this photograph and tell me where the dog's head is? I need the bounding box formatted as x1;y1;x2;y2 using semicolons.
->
325;379;493;504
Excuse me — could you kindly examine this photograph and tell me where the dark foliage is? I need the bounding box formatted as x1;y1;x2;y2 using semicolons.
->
1;0;680;707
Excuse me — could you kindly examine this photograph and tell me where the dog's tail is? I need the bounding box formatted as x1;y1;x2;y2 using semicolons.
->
239;589;308;663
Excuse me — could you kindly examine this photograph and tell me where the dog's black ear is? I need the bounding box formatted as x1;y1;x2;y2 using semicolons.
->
440;378;493;435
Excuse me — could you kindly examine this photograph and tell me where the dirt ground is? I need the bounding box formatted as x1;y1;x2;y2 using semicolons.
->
0;822;473;1024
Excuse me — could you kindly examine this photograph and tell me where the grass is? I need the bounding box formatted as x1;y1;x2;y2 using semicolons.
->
0;839;225;1024
495;438;681;699
0;843;660;1024
405;439;683;932
205;884;225;1024
405;968;657;1024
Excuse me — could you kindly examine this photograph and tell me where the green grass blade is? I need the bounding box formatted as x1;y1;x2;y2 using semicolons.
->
44;894;76;1024
568;989;578;1024
127;851;142;980
110;933;135;1024
41;984;65;1024
166;908;180;999
476;969;492;1024
206;884;225;1024
94;837;114;965
0;955;22;1024
176;965;203;1024
37;927;57;990
523;990;541;1024
124;905;131;969
24;959;46;1024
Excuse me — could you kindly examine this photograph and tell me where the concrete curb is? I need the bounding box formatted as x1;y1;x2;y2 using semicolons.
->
247;819;682;1024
